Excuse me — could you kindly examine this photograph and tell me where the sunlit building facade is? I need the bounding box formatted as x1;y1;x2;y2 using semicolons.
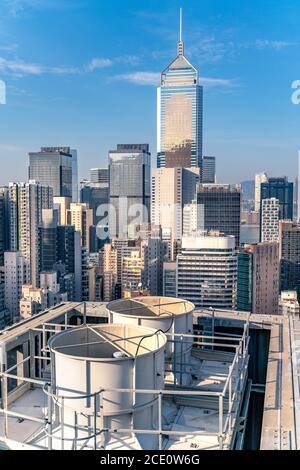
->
157;14;203;170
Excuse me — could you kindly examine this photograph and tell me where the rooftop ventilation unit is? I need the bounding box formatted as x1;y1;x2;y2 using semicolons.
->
107;296;195;385
48;324;167;449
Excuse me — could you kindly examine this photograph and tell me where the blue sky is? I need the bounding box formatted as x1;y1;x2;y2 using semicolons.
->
0;0;299;184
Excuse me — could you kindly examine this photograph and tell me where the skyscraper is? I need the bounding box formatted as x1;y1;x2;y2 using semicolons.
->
109;144;151;239
202;156;216;183
4;251;30;320
151;167;197;258
67;203;93;251
39;209;59;273
57;225;82;301
90;168;109;184
29;147;77;199
255;172;268;212
157;10;203;170
237;242;279;315
70;149;79;202
279;220;300;301
297;151;300;223
197;184;241;247
0;192;5;266
0;187;9;257
260;177;293;222
261;198;280;242
176;232;237;309
80;180;109;246
8;182;53;288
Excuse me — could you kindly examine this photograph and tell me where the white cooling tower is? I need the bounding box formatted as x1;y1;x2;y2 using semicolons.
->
107;297;195;385
48;323;167;449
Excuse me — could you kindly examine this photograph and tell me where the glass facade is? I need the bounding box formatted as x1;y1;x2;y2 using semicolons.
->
71;149;79;202
237;251;253;312
260;177;293;220
279;222;300;301
197;184;241;247
157;39;203;169
109;144;151;238
29;147;73;198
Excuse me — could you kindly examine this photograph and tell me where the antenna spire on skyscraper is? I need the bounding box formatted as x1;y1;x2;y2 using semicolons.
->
180;7;183;42
178;7;184;56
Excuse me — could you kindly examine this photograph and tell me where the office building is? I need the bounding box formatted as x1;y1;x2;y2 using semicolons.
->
90;168;109;184
4;251;30;319
67;203;93;251
151;167;197;257
279;221;300;300
101;243;118;302
176;232;237;309
121;249;144;296
202;156;216;183
20;285;47;320
157;11;203;169
109;144;151;239
278;291;300;317
237;242;279;315
29;147;75;199
260;177;293;223
197;184;241;247
8;183;20;252
53;196;71;225
183;200;204;236
255;172;268;212
80;181;109;225
8;182;53;288
56;226;82;301
80;180;109;248
39;209;58;273
237;250;253;312
261;198;280;242
142;236;168;296
297;152;300;223
0;192;5;266
163;262;177;297
70;149;79;202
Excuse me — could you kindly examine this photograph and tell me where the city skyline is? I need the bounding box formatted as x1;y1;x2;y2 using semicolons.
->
0;0;299;184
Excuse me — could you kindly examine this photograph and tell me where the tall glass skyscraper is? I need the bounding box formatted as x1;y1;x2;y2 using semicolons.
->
157;10;203;170
109;144;151;239
29;147;78;200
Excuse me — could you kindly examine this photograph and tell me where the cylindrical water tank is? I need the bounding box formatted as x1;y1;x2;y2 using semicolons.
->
48;324;167;449
107;297;195;385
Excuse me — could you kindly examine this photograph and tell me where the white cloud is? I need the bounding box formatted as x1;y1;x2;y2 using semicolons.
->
0;56;79;75
0;44;18;52
200;77;237;88
114;72;160;86
87;58;113;71
114;71;237;88
242;39;297;51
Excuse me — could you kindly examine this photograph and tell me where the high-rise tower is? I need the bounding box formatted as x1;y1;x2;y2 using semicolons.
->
157;9;203;170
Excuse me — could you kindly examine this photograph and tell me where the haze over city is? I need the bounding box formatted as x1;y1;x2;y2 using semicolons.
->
0;0;299;184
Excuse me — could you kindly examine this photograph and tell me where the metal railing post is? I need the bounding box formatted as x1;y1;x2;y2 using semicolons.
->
94;393;97;450
180;337;183;386
99;390;104;448
47;385;53;450
219;394;223;445
2;374;8;439
228;366;232;431
61;397;65;450
74;411;78;450
158;392;163;450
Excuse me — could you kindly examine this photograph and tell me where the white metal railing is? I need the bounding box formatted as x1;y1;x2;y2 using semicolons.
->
0;321;250;451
